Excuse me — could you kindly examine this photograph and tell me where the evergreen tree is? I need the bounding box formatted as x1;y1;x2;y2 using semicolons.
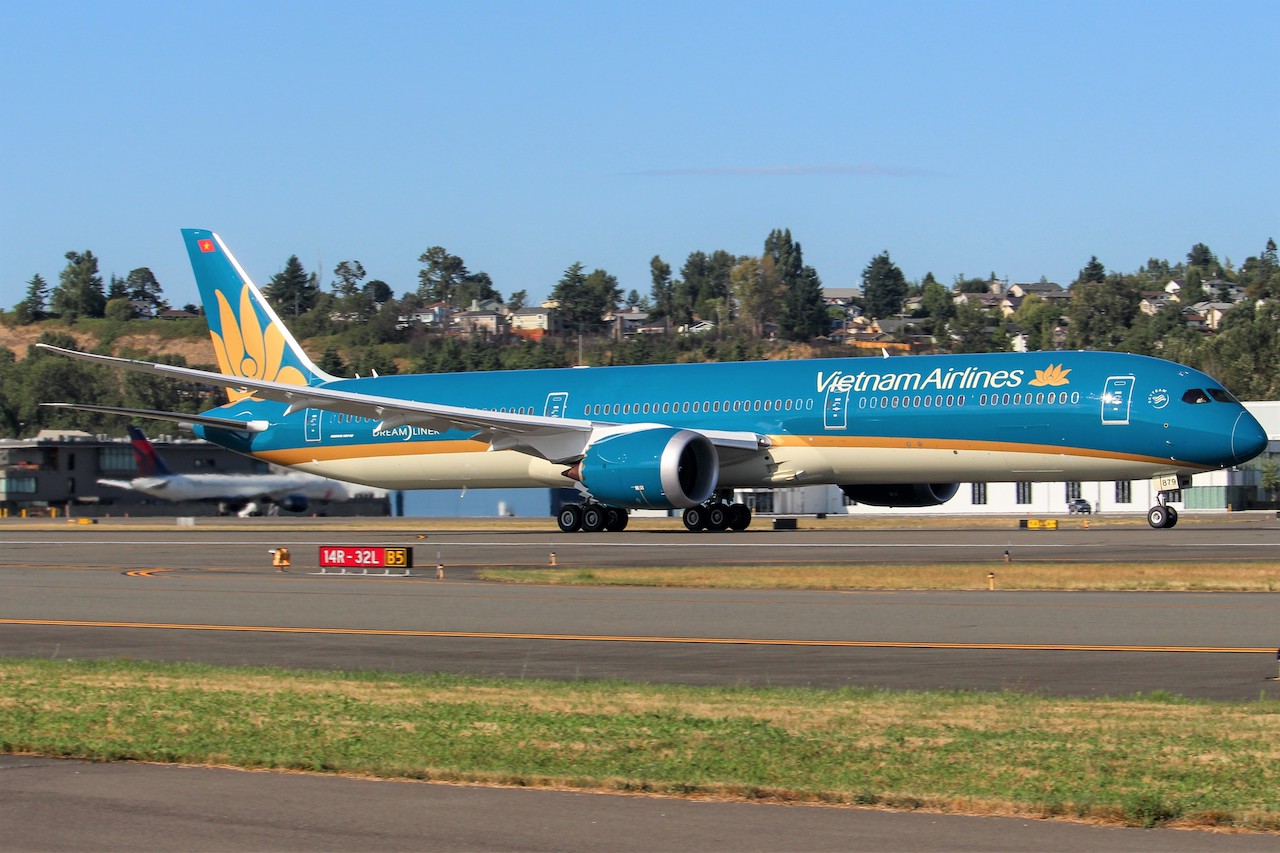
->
265;256;318;317
862;251;907;320
107;274;129;301
767;229;826;340
649;255;673;321
1077;256;1107;285
50;251;106;320
13;274;48;324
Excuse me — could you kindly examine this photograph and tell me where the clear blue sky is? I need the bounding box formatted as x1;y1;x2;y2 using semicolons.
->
3;1;1277;311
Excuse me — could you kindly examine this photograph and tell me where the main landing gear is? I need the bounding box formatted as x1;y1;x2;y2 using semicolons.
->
556;502;630;533
681;498;752;532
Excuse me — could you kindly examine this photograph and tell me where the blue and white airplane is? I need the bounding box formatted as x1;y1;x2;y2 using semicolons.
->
40;229;1268;532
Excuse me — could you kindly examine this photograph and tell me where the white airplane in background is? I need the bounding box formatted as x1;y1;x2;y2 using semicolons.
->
98;426;386;516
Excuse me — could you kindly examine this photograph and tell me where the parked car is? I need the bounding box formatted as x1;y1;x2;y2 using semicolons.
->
1067;498;1092;514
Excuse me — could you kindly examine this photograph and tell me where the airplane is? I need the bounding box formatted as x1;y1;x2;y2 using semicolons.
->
39;228;1268;532
96;425;386;517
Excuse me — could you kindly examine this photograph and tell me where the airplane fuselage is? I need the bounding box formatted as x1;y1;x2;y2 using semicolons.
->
196;350;1261;493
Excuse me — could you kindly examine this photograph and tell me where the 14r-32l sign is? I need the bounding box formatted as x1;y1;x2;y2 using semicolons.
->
318;546;413;569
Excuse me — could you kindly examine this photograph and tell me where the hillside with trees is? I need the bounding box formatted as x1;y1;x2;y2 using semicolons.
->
3;230;1277;437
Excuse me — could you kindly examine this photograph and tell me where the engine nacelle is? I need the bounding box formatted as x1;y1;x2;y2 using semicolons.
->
277;493;310;513
576;428;718;509
840;483;959;507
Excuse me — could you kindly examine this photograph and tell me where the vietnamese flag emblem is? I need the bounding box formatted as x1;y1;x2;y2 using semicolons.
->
198;239;215;253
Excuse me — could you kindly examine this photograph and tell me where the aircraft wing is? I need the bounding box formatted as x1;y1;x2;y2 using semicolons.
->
37;345;767;464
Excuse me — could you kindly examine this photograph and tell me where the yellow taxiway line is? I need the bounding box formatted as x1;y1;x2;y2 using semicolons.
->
0;618;1271;654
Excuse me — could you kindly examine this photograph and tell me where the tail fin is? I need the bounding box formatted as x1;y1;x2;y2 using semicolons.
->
127;426;174;477
181;229;335;401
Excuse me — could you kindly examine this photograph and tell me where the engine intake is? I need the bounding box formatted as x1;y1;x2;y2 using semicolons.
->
574;428;718;509
839;483;959;507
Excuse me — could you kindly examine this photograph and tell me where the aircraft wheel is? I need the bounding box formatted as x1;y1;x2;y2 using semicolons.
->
727;503;752;531
581;505;607;533
682;506;707;532
1146;505;1168;529
557;504;583;533
1163;506;1179;528
706;504;730;531
604;507;629;532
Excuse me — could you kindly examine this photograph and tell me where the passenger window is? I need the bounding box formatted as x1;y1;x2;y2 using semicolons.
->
1182;389;1210;404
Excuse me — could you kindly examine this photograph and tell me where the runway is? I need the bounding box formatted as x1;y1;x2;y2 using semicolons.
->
1;519;1279;699
3;518;1280;849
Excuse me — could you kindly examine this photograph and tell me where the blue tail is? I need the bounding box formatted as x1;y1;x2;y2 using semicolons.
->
127;426;174;477
181;229;334;400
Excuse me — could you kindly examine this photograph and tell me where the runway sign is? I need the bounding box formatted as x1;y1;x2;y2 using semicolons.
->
318;546;413;569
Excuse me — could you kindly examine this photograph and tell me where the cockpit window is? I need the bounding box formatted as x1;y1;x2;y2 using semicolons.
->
1181;389;1211;404
1207;388;1238;404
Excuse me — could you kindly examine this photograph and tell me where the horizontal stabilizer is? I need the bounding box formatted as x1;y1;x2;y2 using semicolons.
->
40;402;269;433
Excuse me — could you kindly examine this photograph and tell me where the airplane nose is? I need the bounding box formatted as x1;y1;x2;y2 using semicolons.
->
1232;411;1269;464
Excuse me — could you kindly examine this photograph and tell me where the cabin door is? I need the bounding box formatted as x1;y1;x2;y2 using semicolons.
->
544;392;569;418
304;408;324;442
1101;375;1135;425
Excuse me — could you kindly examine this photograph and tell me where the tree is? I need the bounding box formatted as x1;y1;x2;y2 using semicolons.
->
13;274;49;324
920;273;955;327
265;256;318;317
862;251;907;320
417;246;468;304
948;300;1009;353
124;268;165;315
730;256;781;338
1010;293;1060;351
649;255;674;321
767;229;826;340
552;263;619;334
332;261;367;297
1077;256;1107;285
363;279;392;304
1066;272;1142;350
456;270;499;308
50;250;106;320
107;274;129;302
507;290;528;313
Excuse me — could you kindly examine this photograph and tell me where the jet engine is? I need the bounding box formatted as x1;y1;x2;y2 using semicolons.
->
570;427;718;509
277;494;310;513
839;483;959;507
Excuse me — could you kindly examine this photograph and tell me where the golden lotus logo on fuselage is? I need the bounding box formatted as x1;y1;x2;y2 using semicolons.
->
1029;364;1071;387
210;286;308;402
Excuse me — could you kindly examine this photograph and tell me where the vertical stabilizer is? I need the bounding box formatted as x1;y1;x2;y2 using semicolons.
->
181;229;335;401
127;426;174;477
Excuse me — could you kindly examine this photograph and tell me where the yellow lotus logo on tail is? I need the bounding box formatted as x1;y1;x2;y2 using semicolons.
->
1029;363;1072;387
210;286;309;402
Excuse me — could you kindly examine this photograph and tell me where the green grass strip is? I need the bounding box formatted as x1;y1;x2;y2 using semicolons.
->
3;658;1280;831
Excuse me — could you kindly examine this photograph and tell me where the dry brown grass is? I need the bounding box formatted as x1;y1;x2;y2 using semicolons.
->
482;560;1280;591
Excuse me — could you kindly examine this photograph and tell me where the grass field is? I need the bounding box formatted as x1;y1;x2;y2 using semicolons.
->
2;658;1278;832
479;561;1280;591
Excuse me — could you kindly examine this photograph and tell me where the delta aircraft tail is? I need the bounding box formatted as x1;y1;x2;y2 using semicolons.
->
127;426;173;477
181;229;336;399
